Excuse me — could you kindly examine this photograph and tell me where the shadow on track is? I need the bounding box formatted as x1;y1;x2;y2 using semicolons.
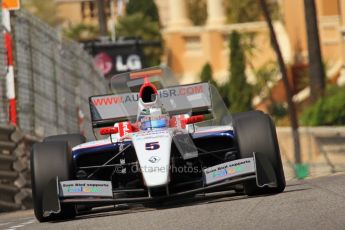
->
50;185;311;224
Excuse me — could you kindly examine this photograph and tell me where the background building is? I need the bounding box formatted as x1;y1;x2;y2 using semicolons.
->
158;0;345;84
55;0;123;26
160;0;283;84
52;0;345;87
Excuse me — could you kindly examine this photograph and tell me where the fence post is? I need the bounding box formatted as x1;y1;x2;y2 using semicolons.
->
2;8;16;125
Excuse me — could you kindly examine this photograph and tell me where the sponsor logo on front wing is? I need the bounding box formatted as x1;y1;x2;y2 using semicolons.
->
60;180;113;197
67;186;101;193
203;158;255;185
211;165;244;178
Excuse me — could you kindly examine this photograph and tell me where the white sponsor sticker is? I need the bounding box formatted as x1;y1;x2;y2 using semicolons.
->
60;180;113;198
203;158;255;185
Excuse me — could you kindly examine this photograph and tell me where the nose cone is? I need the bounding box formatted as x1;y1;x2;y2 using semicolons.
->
131;130;172;187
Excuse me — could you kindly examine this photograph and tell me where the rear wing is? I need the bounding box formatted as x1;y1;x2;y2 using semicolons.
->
89;83;212;128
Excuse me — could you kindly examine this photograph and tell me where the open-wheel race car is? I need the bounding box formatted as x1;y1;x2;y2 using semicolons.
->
31;67;285;222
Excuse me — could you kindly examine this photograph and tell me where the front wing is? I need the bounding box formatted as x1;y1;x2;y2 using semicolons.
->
42;152;278;217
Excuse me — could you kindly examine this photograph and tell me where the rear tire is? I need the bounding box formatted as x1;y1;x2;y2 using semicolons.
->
233;111;285;196
31;141;76;222
44;134;86;149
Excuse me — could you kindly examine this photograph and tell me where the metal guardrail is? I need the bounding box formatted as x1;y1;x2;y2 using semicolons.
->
0;124;39;212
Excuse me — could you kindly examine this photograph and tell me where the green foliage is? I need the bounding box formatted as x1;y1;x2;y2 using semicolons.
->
117;0;162;67
200;63;217;87
23;0;62;26
240;32;258;58
218;83;230;107
198;63;231;106
224;0;280;23
63;24;99;41
116;12;162;66
301;86;345;126
253;61;279;98
116;13;161;40
126;0;160;23
228;31;252;113
269;102;288;121
187;0;207;26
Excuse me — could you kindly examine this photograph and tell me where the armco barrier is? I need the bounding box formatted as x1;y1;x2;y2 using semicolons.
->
0;124;39;212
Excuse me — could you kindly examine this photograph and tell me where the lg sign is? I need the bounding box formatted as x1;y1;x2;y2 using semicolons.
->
86;41;145;79
116;54;142;72
95;53;142;76
94;53;113;75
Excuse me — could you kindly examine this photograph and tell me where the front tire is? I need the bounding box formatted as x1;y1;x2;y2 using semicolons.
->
233;111;285;195
31;141;76;222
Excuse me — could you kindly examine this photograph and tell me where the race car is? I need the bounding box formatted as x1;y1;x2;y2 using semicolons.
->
31;66;285;222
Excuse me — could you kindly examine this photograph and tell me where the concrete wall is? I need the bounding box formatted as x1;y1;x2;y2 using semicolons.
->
277;127;345;179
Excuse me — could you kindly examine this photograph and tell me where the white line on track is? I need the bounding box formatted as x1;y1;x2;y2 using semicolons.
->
5;225;24;230
4;218;35;230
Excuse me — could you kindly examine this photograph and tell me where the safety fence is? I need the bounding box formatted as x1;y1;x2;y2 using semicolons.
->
0;124;39;212
0;8;110;212
0;25;9;124
1;10;109;140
